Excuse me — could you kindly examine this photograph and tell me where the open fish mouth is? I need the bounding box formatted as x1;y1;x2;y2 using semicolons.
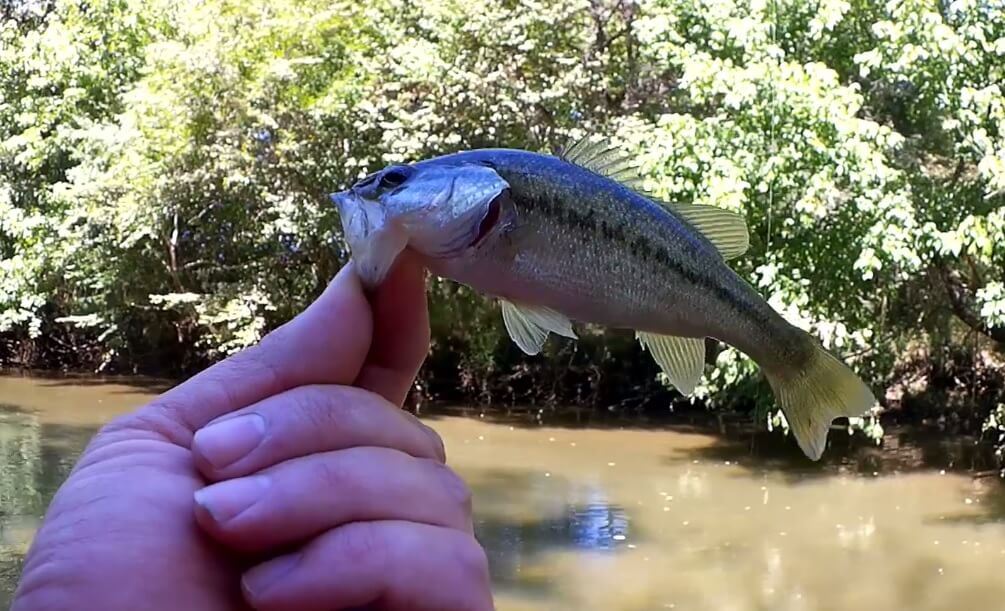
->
329;189;360;223
329;189;406;288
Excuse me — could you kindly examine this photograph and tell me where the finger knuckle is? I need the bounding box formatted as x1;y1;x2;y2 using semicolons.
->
98;403;191;447
206;346;281;410
291;385;379;441
311;455;359;493
418;421;447;461
453;535;491;582
275;386;357;455
296;385;347;428
431;461;473;513
333;522;388;572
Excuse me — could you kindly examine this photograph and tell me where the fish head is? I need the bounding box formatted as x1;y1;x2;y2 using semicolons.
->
331;161;509;288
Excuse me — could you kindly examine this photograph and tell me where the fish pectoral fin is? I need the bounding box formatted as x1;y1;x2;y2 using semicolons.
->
637;332;705;395
665;202;750;260
500;300;577;355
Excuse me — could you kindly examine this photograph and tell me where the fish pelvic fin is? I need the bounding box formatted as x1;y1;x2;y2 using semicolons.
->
765;339;877;461
559;134;749;260
637;332;705;395
500;300;577;355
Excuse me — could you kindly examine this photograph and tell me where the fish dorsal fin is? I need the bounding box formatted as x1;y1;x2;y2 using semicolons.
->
500;300;577;355
665;202;750;260
561;134;749;260
637;332;705;395
560;134;646;190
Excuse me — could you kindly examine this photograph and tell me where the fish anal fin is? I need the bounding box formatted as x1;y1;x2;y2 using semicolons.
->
666;202;750;260
500;300;577;355
637;331;705;395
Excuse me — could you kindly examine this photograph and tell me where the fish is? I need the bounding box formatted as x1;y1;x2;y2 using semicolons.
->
330;136;877;460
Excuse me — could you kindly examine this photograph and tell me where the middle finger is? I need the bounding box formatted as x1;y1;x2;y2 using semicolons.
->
193;446;473;553
191;384;445;481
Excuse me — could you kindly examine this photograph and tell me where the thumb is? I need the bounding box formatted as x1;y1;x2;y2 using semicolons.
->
127;263;375;438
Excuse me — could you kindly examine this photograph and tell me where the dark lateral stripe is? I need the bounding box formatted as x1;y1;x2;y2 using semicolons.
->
527;192;688;277
523;191;754;311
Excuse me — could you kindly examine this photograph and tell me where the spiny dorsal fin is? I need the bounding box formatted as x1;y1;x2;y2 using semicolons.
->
560;134;646;190
561;134;749;260
665;202;750;260
500;300;577;355
637;331;705;395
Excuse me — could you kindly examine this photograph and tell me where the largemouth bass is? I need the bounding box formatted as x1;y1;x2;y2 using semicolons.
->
330;137;876;460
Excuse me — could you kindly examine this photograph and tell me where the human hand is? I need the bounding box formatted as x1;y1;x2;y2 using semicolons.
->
12;257;493;611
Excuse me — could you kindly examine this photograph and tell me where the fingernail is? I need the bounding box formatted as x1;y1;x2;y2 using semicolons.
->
194;475;270;523
243;553;300;601
193;413;266;469
422;422;446;462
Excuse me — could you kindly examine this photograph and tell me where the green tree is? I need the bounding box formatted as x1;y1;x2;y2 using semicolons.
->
1;0;1003;449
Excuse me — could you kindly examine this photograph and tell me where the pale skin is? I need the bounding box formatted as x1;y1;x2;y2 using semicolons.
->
12;256;495;611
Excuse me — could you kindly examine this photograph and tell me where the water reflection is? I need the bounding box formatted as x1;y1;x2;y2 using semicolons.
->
474;471;632;549
0;406;102;608
0;408;100;510
471;470;633;595
430;411;1005;610
0;376;150;610
478;498;631;555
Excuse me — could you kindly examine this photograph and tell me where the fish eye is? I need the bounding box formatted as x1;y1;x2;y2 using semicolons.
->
355;172;379;189
379;167;411;190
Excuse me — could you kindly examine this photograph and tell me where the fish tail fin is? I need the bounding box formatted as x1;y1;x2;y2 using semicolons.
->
764;336;876;461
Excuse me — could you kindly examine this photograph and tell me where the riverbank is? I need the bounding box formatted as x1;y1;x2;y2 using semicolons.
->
3;369;1000;478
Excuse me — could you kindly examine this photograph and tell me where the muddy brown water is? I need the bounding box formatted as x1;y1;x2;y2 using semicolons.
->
2;374;1003;610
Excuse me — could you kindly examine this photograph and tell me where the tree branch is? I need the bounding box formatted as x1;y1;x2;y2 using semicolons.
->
938;259;1005;344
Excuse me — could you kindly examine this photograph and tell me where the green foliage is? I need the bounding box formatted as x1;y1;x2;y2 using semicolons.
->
984;402;1005;474
1;0;1004;443
618;0;1004;436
